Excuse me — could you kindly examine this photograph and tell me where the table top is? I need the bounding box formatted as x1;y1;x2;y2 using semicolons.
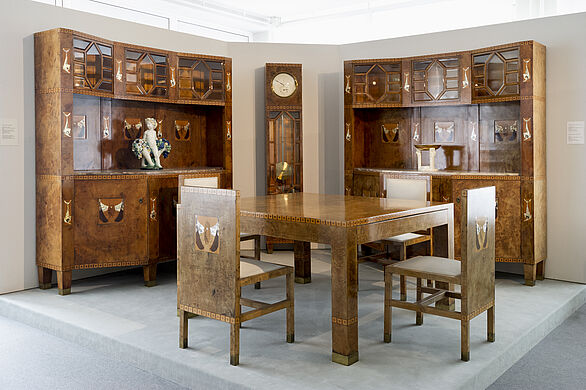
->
240;193;450;227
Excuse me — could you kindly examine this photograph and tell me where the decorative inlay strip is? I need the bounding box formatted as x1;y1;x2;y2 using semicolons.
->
178;304;238;324
332;316;358;326
73;260;146;269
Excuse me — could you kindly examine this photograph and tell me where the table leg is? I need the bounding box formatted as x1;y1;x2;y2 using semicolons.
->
435;209;455;310
330;230;359;366
294;241;311;284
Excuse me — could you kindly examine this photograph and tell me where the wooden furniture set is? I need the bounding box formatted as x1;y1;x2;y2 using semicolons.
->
33;30;540;365
35;28;232;294
177;187;294;366
344;41;546;285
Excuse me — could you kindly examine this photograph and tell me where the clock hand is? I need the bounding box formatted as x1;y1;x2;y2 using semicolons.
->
276;80;285;86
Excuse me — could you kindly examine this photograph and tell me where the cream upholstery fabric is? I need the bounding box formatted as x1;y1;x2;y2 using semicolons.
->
384;232;426;243
240;258;286;279
389;256;461;279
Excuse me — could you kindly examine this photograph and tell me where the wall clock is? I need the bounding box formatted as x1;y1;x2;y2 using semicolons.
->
271;72;297;98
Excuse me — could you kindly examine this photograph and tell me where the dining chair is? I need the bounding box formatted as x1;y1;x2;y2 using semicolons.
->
360;176;432;300
179;176;262;287
177;186;294;366
383;186;496;361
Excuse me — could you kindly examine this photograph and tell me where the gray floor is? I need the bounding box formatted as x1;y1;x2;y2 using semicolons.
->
0;250;584;390
488;302;586;389
0;315;187;390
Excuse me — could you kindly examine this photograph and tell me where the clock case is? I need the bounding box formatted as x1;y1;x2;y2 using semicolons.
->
265;63;303;253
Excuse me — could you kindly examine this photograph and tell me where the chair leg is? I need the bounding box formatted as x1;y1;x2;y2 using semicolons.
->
487;305;495;342
179;310;188;349
384;268;392;343
254;236;262;289
230;322;240;366
399;243;407;301
286;272;295;343
461;319;470;361
416;278;423;325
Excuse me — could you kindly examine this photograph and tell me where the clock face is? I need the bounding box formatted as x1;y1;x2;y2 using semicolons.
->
271;72;297;98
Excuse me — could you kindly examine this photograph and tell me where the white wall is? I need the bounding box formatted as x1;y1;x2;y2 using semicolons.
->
1;0;585;294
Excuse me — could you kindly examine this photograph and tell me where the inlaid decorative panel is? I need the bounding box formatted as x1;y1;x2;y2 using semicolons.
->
72;37;113;93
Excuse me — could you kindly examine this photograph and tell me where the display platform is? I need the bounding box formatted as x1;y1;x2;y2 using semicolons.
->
0;250;584;390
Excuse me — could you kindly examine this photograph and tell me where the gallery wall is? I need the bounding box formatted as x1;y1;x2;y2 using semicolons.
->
1;0;584;293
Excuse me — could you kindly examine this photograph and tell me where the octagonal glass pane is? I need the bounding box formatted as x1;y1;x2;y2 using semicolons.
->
193;61;211;98
139;55;154;94
366;65;386;102
487;54;505;94
427;61;444;99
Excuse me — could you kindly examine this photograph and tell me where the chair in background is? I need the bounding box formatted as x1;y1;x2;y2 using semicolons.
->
177;186;294;366
383;186;496;361
360;176;432;300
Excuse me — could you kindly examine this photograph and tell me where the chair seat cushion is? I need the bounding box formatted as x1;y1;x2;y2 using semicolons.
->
240;258;286;279
388;256;461;282
383;232;427;243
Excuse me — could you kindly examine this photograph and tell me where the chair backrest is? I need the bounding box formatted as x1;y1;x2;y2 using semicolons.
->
460;186;496;317
385;176;429;201
177;186;240;322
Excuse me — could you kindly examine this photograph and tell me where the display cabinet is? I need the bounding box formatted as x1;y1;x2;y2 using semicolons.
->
35;28;232;294
344;41;546;286
265;63;303;253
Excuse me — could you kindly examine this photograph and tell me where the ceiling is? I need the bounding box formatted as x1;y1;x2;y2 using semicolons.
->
40;0;586;43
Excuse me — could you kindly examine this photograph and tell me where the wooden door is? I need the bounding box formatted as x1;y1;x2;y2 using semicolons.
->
411;57;462;103
452;178;521;261
472;46;521;101
351;62;402;105
72;35;114;94
73;177;148;267
123;48;170;98
147;177;178;262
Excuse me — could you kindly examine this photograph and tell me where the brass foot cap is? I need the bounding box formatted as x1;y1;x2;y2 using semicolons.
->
287;334;294;343
384;334;391;343
461;352;470;361
39;283;52;290
332;351;359;366
524;280;535;287
230;354;239;366
294;276;311;284
144;281;157;287
179;340;188;349
537;275;545;281
58;288;71;296
488;333;495;342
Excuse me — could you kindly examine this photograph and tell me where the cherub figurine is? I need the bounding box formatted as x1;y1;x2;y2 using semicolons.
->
131;118;171;169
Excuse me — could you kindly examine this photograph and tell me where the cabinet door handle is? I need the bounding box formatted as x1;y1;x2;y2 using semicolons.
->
139;198;143;204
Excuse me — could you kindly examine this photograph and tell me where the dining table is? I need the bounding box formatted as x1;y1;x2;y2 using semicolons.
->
240;192;454;366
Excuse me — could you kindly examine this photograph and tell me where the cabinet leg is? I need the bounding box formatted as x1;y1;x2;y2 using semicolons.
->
143;264;157;287
294;241;311;284
536;260;545;281
524;264;537;286
266;242;274;254
57;271;72;296
38;266;52;289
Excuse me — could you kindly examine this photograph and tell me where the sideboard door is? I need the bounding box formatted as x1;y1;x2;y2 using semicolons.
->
73;177;148;268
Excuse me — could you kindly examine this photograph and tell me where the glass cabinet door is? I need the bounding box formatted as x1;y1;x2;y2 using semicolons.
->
472;47;520;99
352;62;401;105
412;57;460;102
72;36;113;93
267;110;302;193
177;57;224;101
125;49;169;97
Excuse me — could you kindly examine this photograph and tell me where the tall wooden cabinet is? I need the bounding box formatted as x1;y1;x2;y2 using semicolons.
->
344;41;546;286
35;29;233;294
265;63;303;253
